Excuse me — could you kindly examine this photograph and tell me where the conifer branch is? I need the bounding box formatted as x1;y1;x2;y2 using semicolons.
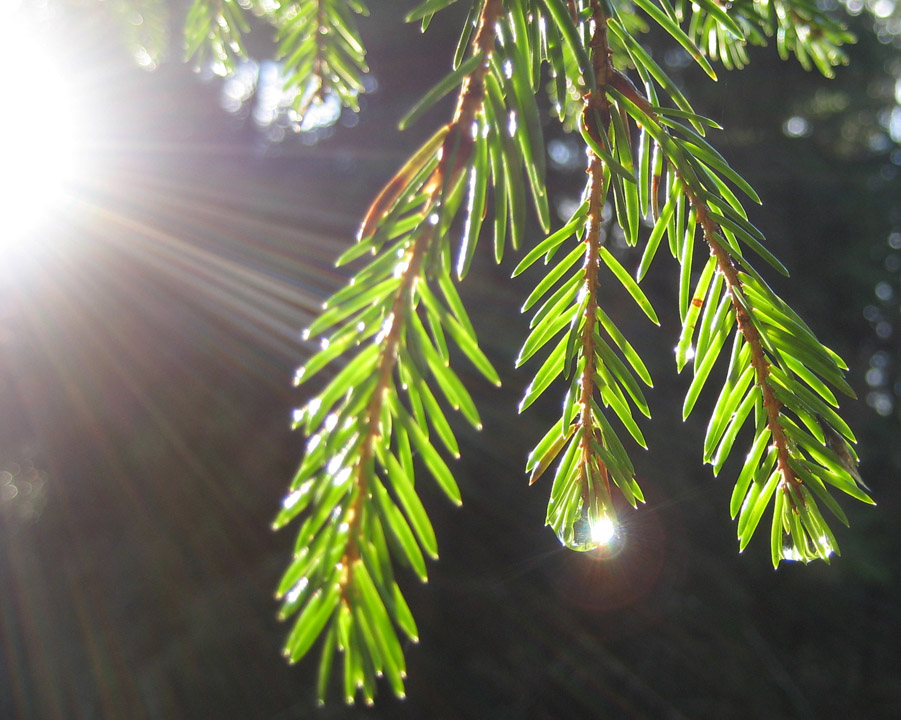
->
273;0;370;119
573;1;617;535
519;0;655;548
689;198;800;497
577;155;613;518
184;0;251;75
276;0;516;704
70;0;879;708
259;0;873;703
338;224;431;609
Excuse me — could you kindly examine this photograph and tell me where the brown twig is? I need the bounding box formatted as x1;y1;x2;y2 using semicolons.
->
688;197;801;501
579;155;612;502
577;0;614;504
599;49;802;501
340;0;504;594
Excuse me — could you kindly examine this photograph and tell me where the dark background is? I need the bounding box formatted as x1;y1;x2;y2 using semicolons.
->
1;2;899;718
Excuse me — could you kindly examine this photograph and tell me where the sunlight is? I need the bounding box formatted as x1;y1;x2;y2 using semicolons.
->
590;515;617;545
0;5;82;252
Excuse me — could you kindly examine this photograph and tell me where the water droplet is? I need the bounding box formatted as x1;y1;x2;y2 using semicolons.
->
783;115;811;138
555;507;618;552
781;543;804;562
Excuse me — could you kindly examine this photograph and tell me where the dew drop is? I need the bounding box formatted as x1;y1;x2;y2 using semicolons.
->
555;506;618;552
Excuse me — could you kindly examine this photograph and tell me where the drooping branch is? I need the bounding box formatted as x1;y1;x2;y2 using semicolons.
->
577;0;613;515
689;199;801;499
578;157;609;501
598;56;803;502
340;229;431;587
283;0;508;702
297;0;331;119
274;0;874;704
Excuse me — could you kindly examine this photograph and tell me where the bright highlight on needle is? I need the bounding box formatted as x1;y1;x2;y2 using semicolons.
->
0;5;82;251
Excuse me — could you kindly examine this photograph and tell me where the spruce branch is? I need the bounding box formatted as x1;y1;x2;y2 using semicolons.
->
183;0;370;116
518;0;656;549
278;0;519;704
591;14;871;563
684;194;874;564
510;1;869;564
673;0;855;75
690;195;798;492
184;0;252;75
273;0;370;120
268;0;874;705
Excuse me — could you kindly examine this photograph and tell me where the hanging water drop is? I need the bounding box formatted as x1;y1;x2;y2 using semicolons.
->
555;506;618;552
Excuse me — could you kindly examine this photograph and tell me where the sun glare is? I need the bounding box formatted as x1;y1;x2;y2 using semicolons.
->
590;515;617;546
0;5;82;253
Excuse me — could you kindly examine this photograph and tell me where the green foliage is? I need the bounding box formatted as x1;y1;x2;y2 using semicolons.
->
183;0;369;119
105;0;170;69
169;0;873;706
184;0;253;75
272;0;370;117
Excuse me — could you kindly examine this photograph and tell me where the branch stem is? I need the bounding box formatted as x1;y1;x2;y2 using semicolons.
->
689;198;800;496
343;228;432;576
577;0;613;502
579;156;611;500
340;0;503;595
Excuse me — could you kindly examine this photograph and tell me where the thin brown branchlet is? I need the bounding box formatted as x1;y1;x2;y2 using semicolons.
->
337;0;505;601
689;196;803;505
